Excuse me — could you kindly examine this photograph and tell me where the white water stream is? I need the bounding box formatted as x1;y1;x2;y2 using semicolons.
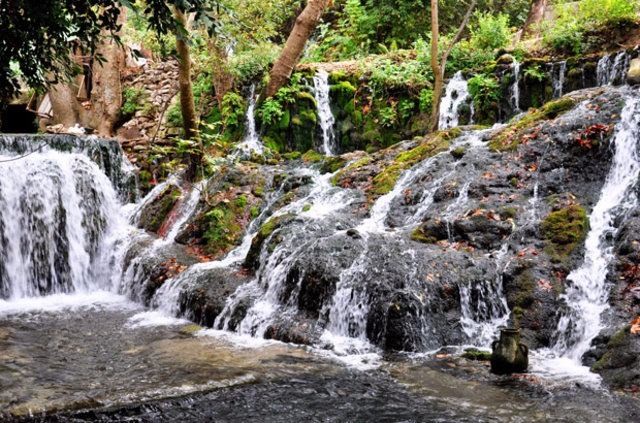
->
313;70;338;156
439;72;471;130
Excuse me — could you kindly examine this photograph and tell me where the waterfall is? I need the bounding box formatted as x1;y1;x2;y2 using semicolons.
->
439;72;470;130
597;51;631;86
552;95;640;362
459;244;511;348
551;61;567;98
510;61;521;112
313;70;337;156
0;137;132;300
235;85;264;156
154;181;204;247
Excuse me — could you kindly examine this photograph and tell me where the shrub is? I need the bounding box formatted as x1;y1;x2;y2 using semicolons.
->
469;12;512;51
468;74;500;112
120;87;148;118
580;0;639;27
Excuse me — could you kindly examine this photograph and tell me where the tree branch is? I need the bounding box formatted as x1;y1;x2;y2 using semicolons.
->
440;0;477;71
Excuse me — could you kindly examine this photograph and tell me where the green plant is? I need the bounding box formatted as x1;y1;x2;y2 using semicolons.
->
469;12;512;51
418;89;433;113
378;105;398;128
468;74;500;112
580;0;639;27
221;92;247;129
121;87;148;118
523;65;547;82
398;99;415;121
259;98;285;126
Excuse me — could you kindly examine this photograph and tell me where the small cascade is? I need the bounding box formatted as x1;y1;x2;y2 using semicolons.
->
597;51;631;86
551;61;567;98
552;95;640;361
0;139;132;300
235;85;264;156
443;179;472;240
439;72;471;130
313;70;338;156
130;175;180;226
510;60;521;112
459;244;511;348
155;181;204;247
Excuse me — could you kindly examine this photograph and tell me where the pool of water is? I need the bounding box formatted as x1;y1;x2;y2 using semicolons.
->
1;294;638;422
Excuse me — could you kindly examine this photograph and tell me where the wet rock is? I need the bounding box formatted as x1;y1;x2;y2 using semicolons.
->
592;325;640;389
177;268;253;327
136;184;182;233
626;58;640;85
452;215;512;250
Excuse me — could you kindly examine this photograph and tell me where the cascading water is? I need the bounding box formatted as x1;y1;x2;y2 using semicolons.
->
439;71;471;130
552;95;640;361
510;60;521;113
551;61;567;98
0;136;133;300
235;85;264;156
313;70;338;156
459;243;511;348
597;51;631;86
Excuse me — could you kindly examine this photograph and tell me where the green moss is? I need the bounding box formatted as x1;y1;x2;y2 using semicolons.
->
302;149;324;163
320;156;347;174
331;155;373;186
371;129;456;196
591;327;630;372
250;206;261;218
283;151;303;160
147;187;181;232
451;146;466;159
512;270;536;309
252;185;265;198
462;348;492;361
499;207;518;220
410;226;438;244
302;203;312;212
541;204;589;261
489;97;576;151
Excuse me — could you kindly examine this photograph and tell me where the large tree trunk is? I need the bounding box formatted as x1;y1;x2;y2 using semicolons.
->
88;33;125;135
174;8;200;180
47;10;125;135
430;0;443;131
264;0;330;98
522;0;548;39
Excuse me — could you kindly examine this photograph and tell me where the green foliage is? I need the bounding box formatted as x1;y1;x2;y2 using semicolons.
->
121;87;148;118
523;65;547;82
542;15;584;54
469;12;512;51
580;0;639;27
378;106;398;128
221;92;247;129
468;74;500;112
259;98;285;127
228;43;280;82
418;89;434;113
364;54;432;94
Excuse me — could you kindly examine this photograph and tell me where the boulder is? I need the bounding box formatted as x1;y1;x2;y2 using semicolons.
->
627;58;640;85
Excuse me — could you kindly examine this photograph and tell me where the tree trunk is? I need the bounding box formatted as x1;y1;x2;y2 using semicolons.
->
209;41;235;109
174;7;200;180
522;0;548;39
264;0;330;99
430;0;443;131
88;32;125;135
47;10;125;135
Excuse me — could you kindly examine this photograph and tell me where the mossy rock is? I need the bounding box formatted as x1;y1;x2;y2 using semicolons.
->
541;204;589;262
462;348;492;361
489;97;576;151
302;149;324;163
244;213;296;270
320;156;347;174
138;185;182;233
370;129;459;197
